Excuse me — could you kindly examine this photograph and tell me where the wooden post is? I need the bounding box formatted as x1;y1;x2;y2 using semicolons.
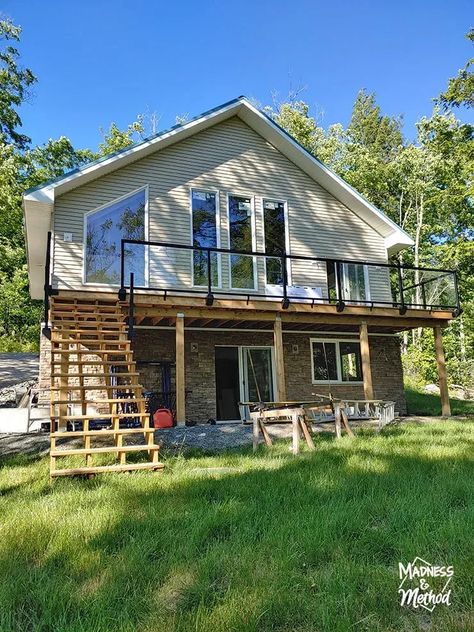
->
274;314;286;401
359;321;374;400
175;313;186;425
292;410;300;455
434;327;451;417
252;414;259;452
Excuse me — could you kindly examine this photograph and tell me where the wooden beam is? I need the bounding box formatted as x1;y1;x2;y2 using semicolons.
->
58;289;455;322
273;315;286;401
359;321;374;400
133;306;451;331
434;326;451;417
175;313;186;425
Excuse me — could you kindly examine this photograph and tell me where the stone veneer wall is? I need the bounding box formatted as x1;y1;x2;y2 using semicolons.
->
38;326;51;406
132;329;407;422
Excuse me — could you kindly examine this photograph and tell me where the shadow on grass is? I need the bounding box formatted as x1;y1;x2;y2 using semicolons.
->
0;422;473;632
405;386;474;416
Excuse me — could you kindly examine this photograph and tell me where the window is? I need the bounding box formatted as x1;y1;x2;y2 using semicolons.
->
85;188;146;285
325;262;370;304
342;263;369;303
263;199;288;285
339;341;363;381
311;339;363;383
191;190;219;286
228;194;255;289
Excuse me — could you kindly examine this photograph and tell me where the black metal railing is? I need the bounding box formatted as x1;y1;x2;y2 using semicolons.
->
117;238;461;316
42;231;58;337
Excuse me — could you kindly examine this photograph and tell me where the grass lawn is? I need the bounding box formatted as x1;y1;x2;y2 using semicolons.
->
0;421;473;632
405;386;474;416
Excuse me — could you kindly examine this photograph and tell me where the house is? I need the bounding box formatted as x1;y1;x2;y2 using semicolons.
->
23;97;460;476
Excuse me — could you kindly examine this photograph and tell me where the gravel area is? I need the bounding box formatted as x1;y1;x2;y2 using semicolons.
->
0;433;50;458
0;354;38;389
0;420;367;458
2;417;459;460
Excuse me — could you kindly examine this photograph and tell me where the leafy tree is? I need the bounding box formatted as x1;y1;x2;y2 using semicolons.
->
0;19;36;149
98;118;144;155
347;90;403;160
437;29;474;110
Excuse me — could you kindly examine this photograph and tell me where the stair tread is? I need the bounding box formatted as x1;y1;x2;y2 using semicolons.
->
51;412;149;420
51;360;135;365
51;372;139;378
49;385;143;391
51;398;145;404
53;321;127;334
51;428;155;437
52;349;133;354
52;340;128;345
51;444;160;456
51;462;164;477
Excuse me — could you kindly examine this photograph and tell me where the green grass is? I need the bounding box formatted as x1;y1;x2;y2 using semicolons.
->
0;421;473;632
405;386;474;416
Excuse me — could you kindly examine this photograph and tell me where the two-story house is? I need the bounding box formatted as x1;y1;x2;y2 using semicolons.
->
23;97;459;476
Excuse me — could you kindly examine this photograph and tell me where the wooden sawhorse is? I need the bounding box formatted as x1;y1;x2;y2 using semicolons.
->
250;407;316;455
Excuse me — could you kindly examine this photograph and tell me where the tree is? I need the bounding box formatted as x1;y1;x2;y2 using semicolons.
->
437;29;474;110
347;90;403;160
98;118;144;155
0;19;36;149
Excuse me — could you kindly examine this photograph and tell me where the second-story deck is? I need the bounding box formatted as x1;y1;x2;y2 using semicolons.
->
43;234;461;335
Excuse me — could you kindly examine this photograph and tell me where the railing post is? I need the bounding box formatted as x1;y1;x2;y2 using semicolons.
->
421;283;427;309
42;231;53;338
206;248;214;306
128;272;135;340
397;265;407;315
453;272;462;316
281;255;289;309
335;261;345;312
118;239;127;301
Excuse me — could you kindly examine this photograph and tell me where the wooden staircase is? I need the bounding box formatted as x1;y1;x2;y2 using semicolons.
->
48;296;163;478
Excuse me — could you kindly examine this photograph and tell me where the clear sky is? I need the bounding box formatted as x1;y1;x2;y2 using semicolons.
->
3;0;472;151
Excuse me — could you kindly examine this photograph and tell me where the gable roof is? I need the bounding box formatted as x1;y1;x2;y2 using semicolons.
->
23;96;413;298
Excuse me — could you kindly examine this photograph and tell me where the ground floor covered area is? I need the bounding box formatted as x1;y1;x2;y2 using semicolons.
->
38;291;454;427
133;327;407;422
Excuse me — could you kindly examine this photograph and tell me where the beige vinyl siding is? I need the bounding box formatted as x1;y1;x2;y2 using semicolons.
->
53;117;390;302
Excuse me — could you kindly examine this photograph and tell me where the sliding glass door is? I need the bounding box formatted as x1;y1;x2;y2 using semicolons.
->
341;263;370;304
242;347;275;403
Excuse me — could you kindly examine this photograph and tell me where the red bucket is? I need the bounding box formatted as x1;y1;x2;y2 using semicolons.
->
152;408;174;428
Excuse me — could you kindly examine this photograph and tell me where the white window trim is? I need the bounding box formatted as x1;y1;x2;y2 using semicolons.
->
82;185;149;287
189;188;222;288
226;192;258;291
261;198;292;287
310;337;364;385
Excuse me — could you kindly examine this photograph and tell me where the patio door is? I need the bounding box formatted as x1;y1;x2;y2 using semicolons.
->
341;263;370;304
242;347;275;404
215;346;276;421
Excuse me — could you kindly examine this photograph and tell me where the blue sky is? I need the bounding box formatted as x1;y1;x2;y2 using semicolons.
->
3;0;472;151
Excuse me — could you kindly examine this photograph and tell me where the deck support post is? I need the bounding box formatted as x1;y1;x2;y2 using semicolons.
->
359;321;374;400
433;326;451;417
274;314;286;401
175;313;186;425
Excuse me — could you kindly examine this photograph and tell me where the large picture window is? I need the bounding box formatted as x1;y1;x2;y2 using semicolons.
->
263;199;288;285
228;194;255;289
311;339;363;383
191;190;219;286
85;188;146;285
